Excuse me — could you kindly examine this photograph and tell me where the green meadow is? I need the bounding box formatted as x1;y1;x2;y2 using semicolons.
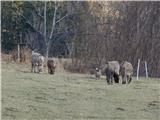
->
2;62;160;120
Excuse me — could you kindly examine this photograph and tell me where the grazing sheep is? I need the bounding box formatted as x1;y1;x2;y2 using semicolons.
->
102;61;120;84
47;58;56;74
95;67;101;79
120;61;133;84
31;51;44;73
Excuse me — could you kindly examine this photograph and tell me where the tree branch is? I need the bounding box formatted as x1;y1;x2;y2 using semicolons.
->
56;14;69;24
28;2;44;20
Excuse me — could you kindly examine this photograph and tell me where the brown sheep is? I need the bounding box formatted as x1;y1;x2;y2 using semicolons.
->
47;58;56;74
120;61;133;84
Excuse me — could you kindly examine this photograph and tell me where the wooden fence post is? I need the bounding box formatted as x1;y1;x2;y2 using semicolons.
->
17;44;20;63
137;59;140;80
145;61;148;78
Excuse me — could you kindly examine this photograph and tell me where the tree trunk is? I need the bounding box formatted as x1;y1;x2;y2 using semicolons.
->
44;1;47;57
46;2;57;57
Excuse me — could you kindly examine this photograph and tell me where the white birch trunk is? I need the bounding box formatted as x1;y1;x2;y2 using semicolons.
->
44;1;47;57
46;2;57;57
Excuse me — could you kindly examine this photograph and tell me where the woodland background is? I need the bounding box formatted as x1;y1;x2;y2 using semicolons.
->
1;1;160;77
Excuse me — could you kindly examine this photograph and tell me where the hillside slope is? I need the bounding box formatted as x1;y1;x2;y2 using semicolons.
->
2;62;160;120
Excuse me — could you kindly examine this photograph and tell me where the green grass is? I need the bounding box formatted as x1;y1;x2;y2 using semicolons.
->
2;62;160;120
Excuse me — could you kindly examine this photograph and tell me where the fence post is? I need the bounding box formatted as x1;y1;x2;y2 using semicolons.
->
137;59;140;80
17;44;20;63
145;61;148;78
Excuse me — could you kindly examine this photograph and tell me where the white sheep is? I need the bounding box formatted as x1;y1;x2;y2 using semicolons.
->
31;51;44;73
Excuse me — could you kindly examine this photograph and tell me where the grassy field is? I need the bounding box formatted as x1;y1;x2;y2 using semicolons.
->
1;62;160;120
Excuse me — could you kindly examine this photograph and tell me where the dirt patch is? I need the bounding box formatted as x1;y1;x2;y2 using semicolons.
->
147;101;160;110
5;107;19;112
116;107;125;111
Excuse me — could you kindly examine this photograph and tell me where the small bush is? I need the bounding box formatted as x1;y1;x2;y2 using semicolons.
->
10;48;32;63
63;59;97;74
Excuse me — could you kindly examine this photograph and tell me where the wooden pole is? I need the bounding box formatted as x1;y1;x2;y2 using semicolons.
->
136;59;140;80
145;61;148;78
17;44;20;63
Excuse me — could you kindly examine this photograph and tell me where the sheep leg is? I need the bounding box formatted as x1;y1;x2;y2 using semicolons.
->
122;75;126;84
